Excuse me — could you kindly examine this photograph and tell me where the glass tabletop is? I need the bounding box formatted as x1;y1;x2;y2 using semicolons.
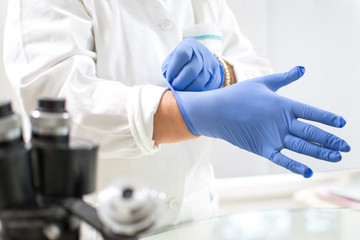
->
140;208;360;240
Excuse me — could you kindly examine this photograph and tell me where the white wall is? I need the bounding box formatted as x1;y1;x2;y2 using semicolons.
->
1;0;359;178
212;0;360;177
267;0;360;175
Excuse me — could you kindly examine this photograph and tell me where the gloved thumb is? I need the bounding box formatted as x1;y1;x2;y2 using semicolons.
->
261;66;306;92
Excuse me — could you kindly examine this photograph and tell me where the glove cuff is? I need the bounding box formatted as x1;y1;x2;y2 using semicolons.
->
167;84;201;136
214;53;231;87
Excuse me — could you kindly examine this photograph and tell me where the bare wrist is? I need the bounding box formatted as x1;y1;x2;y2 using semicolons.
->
153;91;198;146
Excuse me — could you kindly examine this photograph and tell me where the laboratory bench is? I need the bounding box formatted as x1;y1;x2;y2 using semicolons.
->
139;171;360;240
139;208;360;240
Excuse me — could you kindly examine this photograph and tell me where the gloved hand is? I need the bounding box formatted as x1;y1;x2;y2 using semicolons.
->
162;38;224;91
171;66;351;177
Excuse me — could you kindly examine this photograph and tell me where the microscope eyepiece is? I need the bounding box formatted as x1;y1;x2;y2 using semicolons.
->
30;98;71;145
37;98;66;113
0;101;13;117
0;102;22;144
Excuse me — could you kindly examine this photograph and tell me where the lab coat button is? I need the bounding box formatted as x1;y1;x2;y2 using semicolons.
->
160;19;173;31
168;198;180;210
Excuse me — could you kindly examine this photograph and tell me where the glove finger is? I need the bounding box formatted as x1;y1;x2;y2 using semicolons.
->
193;49;223;91
270;151;313;178
161;50;175;78
184;69;210;91
171;54;203;90
290;120;351;152
291;101;346;128
202;65;223;91
166;43;194;83
202;75;221;91
259;66;305;92
284;135;342;162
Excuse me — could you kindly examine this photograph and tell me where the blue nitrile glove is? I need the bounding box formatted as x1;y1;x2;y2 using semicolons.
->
162;38;224;91
171;66;351;178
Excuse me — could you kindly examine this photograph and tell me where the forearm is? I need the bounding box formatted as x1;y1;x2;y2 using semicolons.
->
153;91;198;145
153;61;235;145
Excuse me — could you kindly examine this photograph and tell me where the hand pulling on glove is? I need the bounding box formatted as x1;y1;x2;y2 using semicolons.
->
162;38;224;91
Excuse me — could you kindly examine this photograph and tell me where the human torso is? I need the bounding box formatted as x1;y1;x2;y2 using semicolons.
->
83;0;222;227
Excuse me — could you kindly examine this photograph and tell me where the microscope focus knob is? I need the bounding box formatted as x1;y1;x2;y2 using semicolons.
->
97;177;166;236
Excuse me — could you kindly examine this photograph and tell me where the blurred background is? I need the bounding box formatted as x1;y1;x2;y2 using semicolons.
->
213;0;360;177
1;0;359;179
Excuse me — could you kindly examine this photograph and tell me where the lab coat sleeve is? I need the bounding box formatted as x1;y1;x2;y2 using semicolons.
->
216;0;273;81
3;0;166;159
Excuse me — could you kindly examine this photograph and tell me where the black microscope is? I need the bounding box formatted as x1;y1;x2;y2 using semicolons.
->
0;98;163;240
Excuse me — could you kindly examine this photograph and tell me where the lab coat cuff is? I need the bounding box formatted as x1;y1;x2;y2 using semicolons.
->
127;85;167;155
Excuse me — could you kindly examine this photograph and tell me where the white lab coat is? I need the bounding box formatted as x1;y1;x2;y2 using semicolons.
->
3;0;272;230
